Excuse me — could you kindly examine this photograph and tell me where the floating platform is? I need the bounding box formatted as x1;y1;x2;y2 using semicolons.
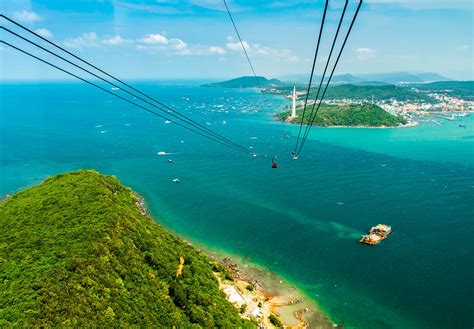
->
360;224;392;245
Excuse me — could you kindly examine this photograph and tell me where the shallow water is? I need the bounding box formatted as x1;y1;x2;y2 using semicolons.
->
1;82;473;328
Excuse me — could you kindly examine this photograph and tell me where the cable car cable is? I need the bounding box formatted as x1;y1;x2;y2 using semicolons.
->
297;0;349;156
297;0;363;156
222;0;266;101
0;14;250;153
293;0;329;154
0;26;250;153
0;41;253;155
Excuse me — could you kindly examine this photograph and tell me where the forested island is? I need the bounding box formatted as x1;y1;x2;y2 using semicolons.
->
0;171;253;327
279;103;407;127
201;76;285;88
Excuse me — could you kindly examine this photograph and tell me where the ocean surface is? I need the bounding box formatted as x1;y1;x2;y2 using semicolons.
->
1;82;473;328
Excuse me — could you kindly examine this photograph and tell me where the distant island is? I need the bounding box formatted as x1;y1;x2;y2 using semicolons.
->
0;170;326;327
279;103;407;127
201;76;285;88
202;72;452;89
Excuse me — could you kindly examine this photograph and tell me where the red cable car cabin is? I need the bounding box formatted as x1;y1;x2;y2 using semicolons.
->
271;157;278;168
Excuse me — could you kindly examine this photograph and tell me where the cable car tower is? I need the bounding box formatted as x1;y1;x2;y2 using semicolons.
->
290;84;297;119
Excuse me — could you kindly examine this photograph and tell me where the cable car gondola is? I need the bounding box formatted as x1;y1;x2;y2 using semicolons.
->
271;157;278;169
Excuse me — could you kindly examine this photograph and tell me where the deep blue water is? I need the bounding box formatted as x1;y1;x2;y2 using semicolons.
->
1;82;473;328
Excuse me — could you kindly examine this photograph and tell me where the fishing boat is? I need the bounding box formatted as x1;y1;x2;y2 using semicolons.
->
360;224;392;245
359;234;382;245
370;224;392;237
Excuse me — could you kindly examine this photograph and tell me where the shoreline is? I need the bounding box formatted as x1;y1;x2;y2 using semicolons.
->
275;113;419;129
135;194;335;328
206;249;335;328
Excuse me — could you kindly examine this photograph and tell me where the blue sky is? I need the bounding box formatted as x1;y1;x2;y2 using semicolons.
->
1;0;473;80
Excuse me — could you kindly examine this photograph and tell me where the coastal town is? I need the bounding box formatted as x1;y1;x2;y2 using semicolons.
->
279;84;474;127
376;92;473;125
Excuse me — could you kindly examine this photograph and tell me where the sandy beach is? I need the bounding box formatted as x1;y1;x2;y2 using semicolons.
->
205;251;336;328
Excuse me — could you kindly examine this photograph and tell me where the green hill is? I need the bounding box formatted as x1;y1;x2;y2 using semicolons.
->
406;81;474;100
201;76;285;88
0;170;252;327
280;103;407;127
322;84;436;103
268;84;436;103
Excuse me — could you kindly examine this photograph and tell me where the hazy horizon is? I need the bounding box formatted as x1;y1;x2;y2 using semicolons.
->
1;0;473;81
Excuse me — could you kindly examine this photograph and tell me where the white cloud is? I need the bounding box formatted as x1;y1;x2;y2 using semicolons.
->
356;47;376;60
138;34;169;45
60;31;228;57
365;0;472;10
227;40;248;52
226;40;298;62
209;46;226;55
34;28;53;38
13;10;41;23
102;35;129;45
170;39;187;50
136;34;195;55
63;32;98;48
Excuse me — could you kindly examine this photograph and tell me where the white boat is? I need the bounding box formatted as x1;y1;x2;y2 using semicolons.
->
157;151;168;155
172;178;180;183
165;120;172;124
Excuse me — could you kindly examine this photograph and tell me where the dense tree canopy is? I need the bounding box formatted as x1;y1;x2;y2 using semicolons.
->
0;170;252;327
280;103;407;127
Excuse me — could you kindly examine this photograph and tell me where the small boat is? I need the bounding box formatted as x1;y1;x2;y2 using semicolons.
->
459;124;466;128
172;178;180;183
168;159;173;163
157;151;167;156
165;120;172;124
360;224;392;245
359;234;382;245
370;224;392;237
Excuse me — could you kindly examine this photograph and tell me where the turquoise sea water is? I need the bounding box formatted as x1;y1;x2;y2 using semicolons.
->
1;82;473;328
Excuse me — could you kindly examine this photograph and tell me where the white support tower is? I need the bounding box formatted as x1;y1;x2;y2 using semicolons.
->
291;84;297;118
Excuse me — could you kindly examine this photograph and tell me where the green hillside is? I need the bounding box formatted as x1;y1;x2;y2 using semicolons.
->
201;76;285;88
266;84;436;103
407;81;474;100
323;84;435;102
280;103;407;127
0;170;252;327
